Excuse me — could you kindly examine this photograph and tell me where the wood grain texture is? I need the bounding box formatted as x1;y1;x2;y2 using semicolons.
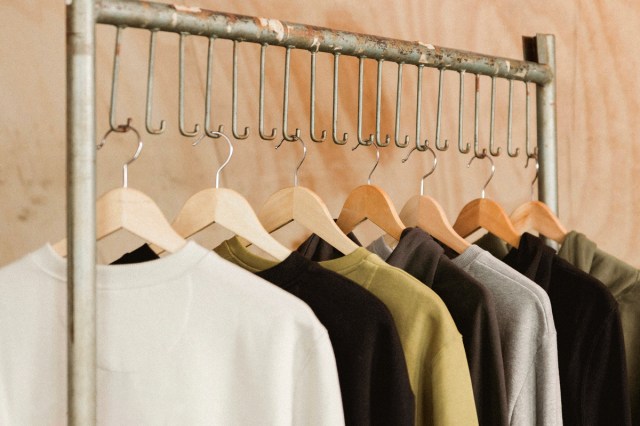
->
1;0;639;266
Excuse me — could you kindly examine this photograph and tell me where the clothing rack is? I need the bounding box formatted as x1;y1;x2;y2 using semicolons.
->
65;0;558;423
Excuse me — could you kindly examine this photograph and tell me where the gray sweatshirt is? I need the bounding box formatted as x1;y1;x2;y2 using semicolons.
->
451;245;563;426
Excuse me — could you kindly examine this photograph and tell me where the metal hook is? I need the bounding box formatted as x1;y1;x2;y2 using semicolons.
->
331;53;349;145
352;140;379;185
488;76;501;156
231;40;250;140
393;63;411;148
434;68;449;151
145;30;167;135
401;144;438;196
473;74;487;158
525;148;539;201
506;79;520;157
178;33;200;137
275;137;307;187
193;130;234;189
99;120;143;189
282;47;302;141
109;26;132;132
374;60;391;147
414;65;429;151
204;36;224;138
309;51;327;142
357;57;375;146
258;44;278;140
467;153;494;199
524;81;534;157
457;70;470;154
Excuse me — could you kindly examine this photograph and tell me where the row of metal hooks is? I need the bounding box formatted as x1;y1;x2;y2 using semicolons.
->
108;26;538;159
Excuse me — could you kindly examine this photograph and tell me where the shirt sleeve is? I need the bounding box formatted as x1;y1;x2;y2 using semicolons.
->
293;332;345;426
583;308;632;425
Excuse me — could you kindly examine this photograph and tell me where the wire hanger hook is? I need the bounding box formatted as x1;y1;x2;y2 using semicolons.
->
352;140;380;185
193;131;234;189
98;119;143;189
402;144;438;196
525;148;539;201
275;137;307;187
109;26;133;132
145;30;167;134
467;153;494;199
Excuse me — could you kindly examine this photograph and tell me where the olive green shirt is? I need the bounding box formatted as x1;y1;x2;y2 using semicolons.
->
558;230;640;425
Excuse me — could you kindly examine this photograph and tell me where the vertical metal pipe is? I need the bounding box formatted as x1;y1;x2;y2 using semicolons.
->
66;0;96;424
532;34;558;214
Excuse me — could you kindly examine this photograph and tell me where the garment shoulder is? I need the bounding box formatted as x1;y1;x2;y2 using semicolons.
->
191;253;325;330
554;256;619;307
0;248;59;292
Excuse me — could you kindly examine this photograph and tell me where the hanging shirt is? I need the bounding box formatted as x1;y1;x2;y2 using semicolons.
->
0;242;344;425
114;241;416;425
557;231;639;424
366;228;508;426
298;235;479;426
212;237;415;426
476;232;632;426
447;244;563;426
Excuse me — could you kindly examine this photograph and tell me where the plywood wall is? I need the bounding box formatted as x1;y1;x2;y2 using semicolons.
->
1;0;639;267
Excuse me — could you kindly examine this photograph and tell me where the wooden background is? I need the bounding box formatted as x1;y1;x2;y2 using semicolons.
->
1;0;639;267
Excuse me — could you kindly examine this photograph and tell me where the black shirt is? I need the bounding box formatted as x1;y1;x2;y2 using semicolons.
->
478;232;632;426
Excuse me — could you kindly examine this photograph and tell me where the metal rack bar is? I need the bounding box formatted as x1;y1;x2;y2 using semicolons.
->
95;0;551;84
66;0;97;424
532;34;558;215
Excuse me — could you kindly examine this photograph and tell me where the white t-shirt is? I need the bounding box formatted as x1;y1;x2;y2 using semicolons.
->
0;242;344;425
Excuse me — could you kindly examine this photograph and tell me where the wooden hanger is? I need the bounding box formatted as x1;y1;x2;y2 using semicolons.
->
453;154;521;247
256;138;359;255
510;154;567;243
336;143;405;240
399;146;470;253
169;132;291;261
52;123;186;257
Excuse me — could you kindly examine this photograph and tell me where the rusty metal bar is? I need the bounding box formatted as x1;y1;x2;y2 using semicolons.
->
66;0;97;424
95;0;551;84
